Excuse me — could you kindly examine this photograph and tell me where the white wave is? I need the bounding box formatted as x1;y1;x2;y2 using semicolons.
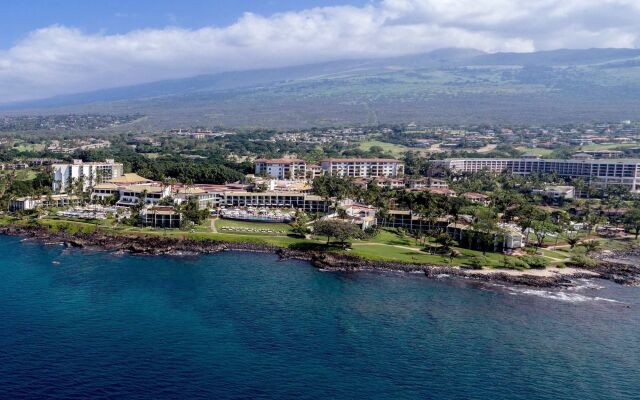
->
507;287;621;303
567;279;605;291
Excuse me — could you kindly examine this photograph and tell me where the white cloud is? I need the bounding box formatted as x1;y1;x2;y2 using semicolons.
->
1;0;639;103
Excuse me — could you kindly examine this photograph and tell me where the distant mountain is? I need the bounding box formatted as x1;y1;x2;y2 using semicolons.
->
3;48;640;128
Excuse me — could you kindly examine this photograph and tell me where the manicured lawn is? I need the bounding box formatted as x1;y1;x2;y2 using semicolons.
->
0;169;37;180
367;228;413;245
350;242;507;267
15;143;45;152
358;140;412;155
5;216;631;268
215;218;292;235
580;143;635;151
516;147;554;156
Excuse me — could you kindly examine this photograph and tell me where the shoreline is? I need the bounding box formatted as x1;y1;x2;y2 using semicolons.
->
2;224;638;288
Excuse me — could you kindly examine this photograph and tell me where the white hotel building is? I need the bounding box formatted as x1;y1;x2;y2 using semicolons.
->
320;158;404;178
53;159;124;193
255;158;405;179
440;158;640;192
254;158;308;179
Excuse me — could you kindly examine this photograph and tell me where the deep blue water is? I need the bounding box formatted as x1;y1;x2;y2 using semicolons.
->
0;236;639;400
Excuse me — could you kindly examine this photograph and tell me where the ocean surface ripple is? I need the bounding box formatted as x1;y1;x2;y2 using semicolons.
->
0;236;639;400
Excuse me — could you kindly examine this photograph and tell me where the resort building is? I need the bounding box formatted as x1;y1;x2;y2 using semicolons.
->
254;158;307;179
439;158;640;192
116;185;172;207
173;186;220;210
9;194;80;212
221;191;330;213
52;159;124;193
446;223;525;252
139;206;182;228
406;178;449;190
91;173;156;202
320;158;404;178
533;185;576;200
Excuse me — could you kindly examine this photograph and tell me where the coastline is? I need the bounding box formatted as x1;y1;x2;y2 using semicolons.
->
1;224;638;288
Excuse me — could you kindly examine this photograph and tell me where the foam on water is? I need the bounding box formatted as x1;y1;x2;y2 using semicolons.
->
506;287;622;303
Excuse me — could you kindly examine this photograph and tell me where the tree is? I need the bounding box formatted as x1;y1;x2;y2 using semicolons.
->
580;240;601;255
312;175;353;207
623;208;640;239
566;232;581;249
472;208;498;254
290;210;311;237
313;219;364;245
181;197;208;225
531;220;558;248
435;232;455;251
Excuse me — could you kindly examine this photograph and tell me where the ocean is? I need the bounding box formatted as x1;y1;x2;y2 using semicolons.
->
0;236;638;399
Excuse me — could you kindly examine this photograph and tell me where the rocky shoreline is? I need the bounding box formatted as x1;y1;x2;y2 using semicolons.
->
1;224;638;288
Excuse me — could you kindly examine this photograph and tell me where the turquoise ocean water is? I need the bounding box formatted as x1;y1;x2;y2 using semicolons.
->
0;236;638;399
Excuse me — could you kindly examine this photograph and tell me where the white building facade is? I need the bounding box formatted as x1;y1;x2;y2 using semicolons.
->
320;158;404;178
254;159;307;179
440;158;640;192
52;159;124;193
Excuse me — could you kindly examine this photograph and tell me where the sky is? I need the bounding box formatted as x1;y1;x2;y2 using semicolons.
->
1;0;639;103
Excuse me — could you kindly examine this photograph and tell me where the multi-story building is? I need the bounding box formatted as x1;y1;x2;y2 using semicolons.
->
439;158;640;192
221;191;329;213
254;158;307;179
52;159;124;193
139;206;182;228
320;158;404;178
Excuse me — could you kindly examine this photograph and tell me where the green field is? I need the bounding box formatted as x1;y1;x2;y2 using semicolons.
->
358;140;412;155
215;218;293;236
579;143;636;151
0;169;37;180
14;143;45;152
516;147;554;156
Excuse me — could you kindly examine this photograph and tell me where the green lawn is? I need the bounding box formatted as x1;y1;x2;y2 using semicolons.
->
350;242;507;267
4;216;627;269
579;143;636;151
358;140;412;155
1;169;37;180
14;143;45;152
215;218;293;235
516;147;554;156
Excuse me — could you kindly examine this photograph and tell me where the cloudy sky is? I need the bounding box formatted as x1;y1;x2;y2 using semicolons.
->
1;0;639;103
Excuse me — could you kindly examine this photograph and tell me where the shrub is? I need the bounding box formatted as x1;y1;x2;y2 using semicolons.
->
505;257;530;270
520;255;549;269
467;255;488;270
567;254;597;268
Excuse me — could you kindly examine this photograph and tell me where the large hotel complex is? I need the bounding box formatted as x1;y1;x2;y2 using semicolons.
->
439;158;640;192
255;158;405;179
52;159;124;193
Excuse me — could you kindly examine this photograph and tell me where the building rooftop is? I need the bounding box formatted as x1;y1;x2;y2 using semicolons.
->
110;173;152;184
321;158;401;163
255;158;306;164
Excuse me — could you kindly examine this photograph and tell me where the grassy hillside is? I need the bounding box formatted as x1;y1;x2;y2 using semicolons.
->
4;48;640;128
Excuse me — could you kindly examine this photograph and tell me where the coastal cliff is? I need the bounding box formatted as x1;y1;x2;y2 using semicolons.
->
1;224;638;288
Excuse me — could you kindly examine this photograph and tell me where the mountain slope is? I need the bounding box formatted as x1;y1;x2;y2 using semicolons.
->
3;48;640;128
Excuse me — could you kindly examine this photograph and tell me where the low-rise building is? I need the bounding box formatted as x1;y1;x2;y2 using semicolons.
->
221;191;329;213
139;206;182;228
533;185;576;200
462;192;491;205
10;194;80;211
